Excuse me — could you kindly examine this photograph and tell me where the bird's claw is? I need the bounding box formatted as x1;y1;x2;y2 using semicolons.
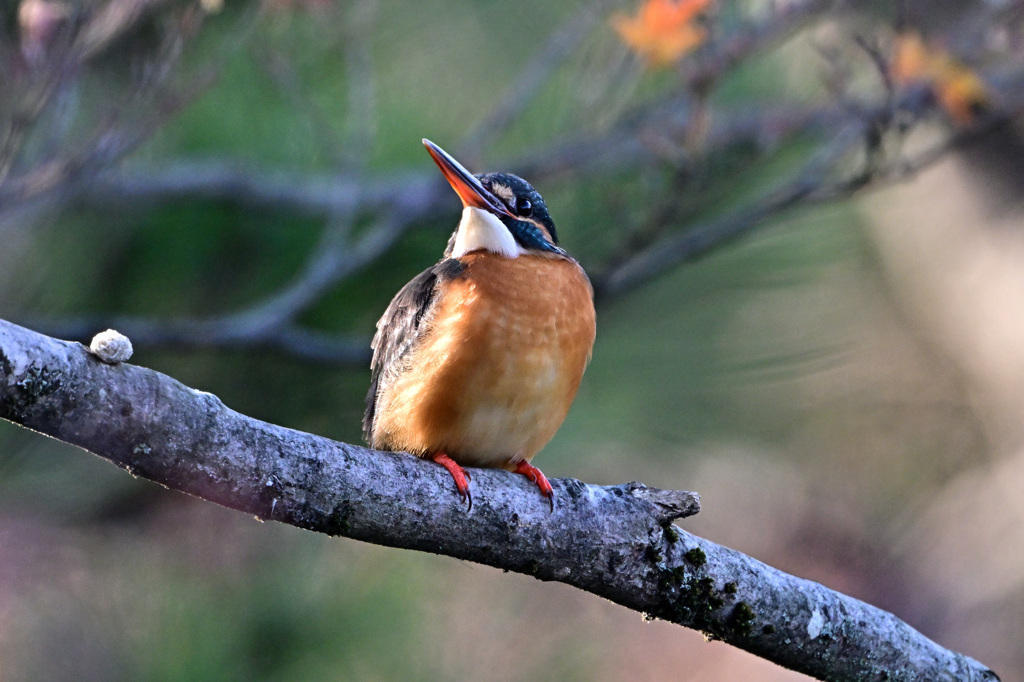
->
513;460;555;512
431;452;473;511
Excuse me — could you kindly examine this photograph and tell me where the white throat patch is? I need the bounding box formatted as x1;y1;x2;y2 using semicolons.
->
450;206;524;258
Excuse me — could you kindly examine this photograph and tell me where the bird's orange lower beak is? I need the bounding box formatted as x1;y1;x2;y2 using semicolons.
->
423;138;515;218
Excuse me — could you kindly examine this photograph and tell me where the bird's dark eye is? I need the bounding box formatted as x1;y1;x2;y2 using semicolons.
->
516;197;533;216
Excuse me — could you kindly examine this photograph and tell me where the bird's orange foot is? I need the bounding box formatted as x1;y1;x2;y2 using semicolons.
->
513;460;555;512
431;452;472;511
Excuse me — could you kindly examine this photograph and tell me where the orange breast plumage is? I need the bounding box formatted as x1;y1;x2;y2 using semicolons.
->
369;251;596;469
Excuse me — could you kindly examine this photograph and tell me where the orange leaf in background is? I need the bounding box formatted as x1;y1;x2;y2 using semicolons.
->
891;32;930;85
612;0;712;67
934;69;989;124
891;31;990;125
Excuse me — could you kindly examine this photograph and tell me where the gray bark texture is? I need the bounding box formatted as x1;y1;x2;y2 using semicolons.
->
0;318;999;682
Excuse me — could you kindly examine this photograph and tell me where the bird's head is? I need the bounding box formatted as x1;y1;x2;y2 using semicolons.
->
423;138;563;259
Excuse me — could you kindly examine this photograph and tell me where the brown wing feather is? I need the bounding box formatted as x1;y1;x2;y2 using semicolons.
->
363;258;466;443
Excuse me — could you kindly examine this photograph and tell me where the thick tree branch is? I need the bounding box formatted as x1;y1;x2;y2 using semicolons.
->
0;318;998;682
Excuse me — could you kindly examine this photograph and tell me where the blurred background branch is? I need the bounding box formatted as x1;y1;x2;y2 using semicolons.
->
7;0;1022;363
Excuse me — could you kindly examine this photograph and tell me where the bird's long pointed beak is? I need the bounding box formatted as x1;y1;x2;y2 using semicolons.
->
423;139;515;218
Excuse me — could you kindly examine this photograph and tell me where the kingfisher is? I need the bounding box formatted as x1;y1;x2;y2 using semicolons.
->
363;139;596;510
